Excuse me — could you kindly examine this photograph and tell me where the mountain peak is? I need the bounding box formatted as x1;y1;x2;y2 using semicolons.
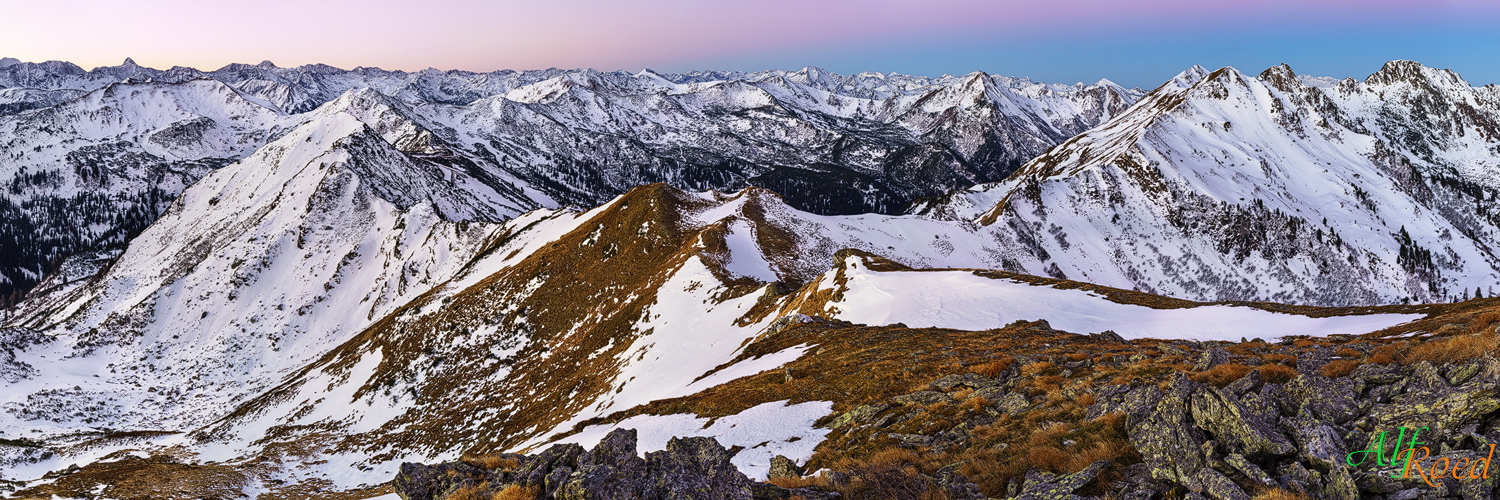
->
121;57;139;67
0;57;19;68
1166;64;1211;90
1258;63;1301;93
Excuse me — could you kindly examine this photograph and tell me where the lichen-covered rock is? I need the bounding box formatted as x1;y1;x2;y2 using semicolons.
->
828;404;887;429
1370;383;1500;444
1283;375;1358;424
1015;460;1109;500
1195;348;1230;371
394;462;486;500
644;436;752;500
559;429;650;500
1192;467;1248;500
1280;410;1348;472
893;390;951;405
767;455;802;480
1126;375;1209;484
1189;384;1295;458
516;443;585;488
929;373;999;391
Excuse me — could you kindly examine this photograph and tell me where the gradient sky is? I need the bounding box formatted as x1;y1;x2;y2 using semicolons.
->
2;0;1497;88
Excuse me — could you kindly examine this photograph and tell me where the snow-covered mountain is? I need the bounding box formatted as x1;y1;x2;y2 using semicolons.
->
921;61;1500;306
4;58;1500;497
0;58;1139;303
0;79;292;305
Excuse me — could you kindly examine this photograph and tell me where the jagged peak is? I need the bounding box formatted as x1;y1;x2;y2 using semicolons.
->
1167;64;1211;89
1257;63;1302;93
0;57;19;68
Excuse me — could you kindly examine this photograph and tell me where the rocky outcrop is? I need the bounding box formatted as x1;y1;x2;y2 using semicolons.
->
394;429;836;500
1099;355;1500;499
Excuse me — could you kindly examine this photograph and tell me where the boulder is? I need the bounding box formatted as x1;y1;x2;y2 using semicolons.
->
1189;384;1295;458
1195;348;1230;371
893;390;950;405
644;436;752;500
1126;375;1210;484
1015;460;1110;500
767;455;802;480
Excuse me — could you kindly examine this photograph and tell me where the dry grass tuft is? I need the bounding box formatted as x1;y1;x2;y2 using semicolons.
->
1251;487;1308;500
1257;364;1298;384
441;482;490;500
1191;363;1251;387
1368;352;1396;365
1403;333;1499;365
464;455;520;471
830;448;947;500
491;484;538;500
971;357;1014;378
1319;360;1361;378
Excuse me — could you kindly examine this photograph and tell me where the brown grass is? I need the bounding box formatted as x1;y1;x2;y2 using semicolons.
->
1402;333;1499;365
1191;363;1251;387
1261;353;1296;366
441;482;489;500
463;455;519;471
491;484;538;500
830;448;948;500
1257;364;1298;384
1319;359;1360;378
1251;487;1308;500
971;358;1013;378
1368;352;1396;365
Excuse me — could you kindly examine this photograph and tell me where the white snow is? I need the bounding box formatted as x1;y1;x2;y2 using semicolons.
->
818;256;1422;341
550;400;833;481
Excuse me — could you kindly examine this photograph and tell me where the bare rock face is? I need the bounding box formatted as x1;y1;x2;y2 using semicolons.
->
394;428;835;500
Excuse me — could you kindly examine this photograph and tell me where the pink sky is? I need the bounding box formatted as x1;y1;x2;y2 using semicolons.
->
1;0;1480;70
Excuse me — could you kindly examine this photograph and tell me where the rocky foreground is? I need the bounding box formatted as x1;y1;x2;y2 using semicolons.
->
394;320;1500;500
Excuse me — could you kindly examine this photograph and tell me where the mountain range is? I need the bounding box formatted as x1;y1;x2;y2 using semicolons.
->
1;57;1499;498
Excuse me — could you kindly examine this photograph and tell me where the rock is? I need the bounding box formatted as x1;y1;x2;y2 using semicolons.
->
393;462;488;500
1110;463;1173;500
1407;361;1449;393
1093;330;1129;344
1015;460;1110;500
1280;410;1348;472
767;455;802;480
893;390;950;405
989;391;1031;415
1160;343;1190;356
828;404;887;429
1349;362;1402;385
558;429;650;500
1323;466;1358;500
1126;375;1210;484
644;436;753;500
1282;375;1359;424
1370;383;1500;444
1447;359;1483;386
1195;348;1230;371
934;462;986;500
1223;369;1261;397
1085;383;1135;419
891;433;935;448
929;373;999;391
1223;453;1276;488
515;443;585;488
1188;384;1295;458
1192;467;1249;500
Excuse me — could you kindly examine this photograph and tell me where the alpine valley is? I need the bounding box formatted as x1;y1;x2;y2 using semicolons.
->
2;56;1500;500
